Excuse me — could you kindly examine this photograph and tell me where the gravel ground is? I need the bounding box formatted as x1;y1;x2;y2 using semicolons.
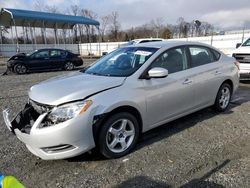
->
0;65;249;188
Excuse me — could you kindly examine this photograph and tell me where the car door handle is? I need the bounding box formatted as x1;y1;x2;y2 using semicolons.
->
214;71;222;75
183;79;192;85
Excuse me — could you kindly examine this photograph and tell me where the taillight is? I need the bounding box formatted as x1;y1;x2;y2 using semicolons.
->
234;61;240;70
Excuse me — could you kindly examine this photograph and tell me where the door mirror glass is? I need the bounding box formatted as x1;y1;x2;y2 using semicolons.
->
148;67;168;78
236;43;242;48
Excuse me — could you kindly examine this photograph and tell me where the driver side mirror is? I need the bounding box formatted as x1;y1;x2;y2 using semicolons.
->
147;67;168;78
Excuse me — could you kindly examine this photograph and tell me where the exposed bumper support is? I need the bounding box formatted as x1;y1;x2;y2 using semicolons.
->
2;104;96;160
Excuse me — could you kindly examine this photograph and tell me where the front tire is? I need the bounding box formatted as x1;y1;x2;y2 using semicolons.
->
14;64;27;74
98;112;140;159
214;83;232;112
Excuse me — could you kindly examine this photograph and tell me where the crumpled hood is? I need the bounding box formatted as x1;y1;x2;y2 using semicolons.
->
29;72;126;106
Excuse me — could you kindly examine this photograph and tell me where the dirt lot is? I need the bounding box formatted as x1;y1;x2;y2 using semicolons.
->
0;65;249;188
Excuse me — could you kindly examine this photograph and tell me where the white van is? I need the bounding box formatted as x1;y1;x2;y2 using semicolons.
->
232;38;250;80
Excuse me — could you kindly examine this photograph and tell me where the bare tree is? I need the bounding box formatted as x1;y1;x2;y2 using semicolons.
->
200;22;213;36
161;27;172;39
109;11;121;41
70;5;79;43
150;18;164;38
194;20;202;37
33;1;46;43
45;5;60;44
99;16;110;42
0;26;9;44
80;9;98;43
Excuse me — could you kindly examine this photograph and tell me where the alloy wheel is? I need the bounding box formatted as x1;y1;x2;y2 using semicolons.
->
15;64;27;74
64;62;74;70
219;86;231;109
106;119;135;153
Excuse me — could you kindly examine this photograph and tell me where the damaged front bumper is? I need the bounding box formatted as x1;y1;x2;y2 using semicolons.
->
2;103;96;160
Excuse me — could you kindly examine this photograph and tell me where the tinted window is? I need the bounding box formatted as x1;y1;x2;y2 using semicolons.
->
50;50;61;57
150;47;188;74
32;50;49;59
189;46;214;67
50;50;66;58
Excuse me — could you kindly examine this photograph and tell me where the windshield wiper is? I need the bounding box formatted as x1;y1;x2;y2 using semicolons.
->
87;72;111;76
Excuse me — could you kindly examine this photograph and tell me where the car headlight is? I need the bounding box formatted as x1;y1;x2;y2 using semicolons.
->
47;100;92;124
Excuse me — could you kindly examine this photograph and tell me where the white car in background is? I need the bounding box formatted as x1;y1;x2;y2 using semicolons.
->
233;38;250;80
102;38;165;55
126;38;165;45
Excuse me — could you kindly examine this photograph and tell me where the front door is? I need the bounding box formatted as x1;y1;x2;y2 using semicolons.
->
28;50;50;70
143;46;195;129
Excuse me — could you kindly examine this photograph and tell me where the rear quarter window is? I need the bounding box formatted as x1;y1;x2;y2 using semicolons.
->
60;50;67;57
210;49;221;61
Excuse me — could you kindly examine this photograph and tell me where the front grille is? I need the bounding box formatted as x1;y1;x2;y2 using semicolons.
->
29;99;53;114
233;53;250;64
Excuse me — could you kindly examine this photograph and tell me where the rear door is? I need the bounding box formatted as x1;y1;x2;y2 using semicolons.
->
143;46;196;128
49;49;67;69
28;50;50;70
187;45;223;108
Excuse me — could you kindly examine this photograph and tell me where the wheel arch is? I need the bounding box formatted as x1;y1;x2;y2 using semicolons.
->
92;105;143;145
221;79;234;94
14;62;28;74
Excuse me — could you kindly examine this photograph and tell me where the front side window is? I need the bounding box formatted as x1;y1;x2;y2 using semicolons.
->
32;50;49;59
150;47;188;74
85;47;158;77
189;46;214;67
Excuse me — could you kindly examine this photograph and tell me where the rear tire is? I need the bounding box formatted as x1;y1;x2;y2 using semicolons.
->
64;62;74;71
14;64;27;74
213;83;232;112
98;112;139;159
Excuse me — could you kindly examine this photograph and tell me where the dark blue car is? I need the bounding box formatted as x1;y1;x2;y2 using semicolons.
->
7;48;83;74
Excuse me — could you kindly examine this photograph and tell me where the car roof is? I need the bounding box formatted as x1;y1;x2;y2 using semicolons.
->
132;40;218;50
132;38;165;41
36;48;67;51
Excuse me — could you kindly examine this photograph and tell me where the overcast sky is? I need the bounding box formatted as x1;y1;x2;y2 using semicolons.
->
1;0;250;30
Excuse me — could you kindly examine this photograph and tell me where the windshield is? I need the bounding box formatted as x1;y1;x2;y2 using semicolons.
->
85;47;158;77
242;38;250;46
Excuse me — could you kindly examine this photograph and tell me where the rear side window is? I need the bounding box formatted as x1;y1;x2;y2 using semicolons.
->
189;46;215;67
50;50;67;58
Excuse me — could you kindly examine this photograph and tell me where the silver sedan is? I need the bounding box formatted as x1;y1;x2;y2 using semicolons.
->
3;41;239;160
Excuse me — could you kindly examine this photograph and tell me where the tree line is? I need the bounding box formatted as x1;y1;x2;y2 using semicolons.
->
0;2;215;44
